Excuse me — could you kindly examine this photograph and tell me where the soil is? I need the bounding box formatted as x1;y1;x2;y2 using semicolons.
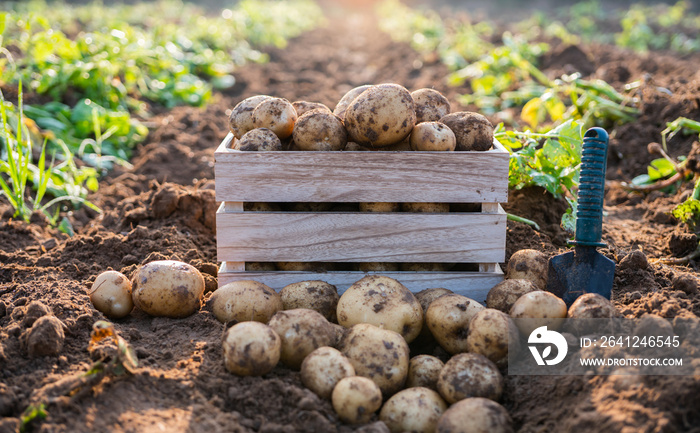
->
2;5;700;433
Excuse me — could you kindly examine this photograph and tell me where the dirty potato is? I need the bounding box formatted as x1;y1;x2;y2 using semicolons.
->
410;122;456;151
223;321;281;376
415;288;454;313
228;95;272;139
568;293;618;319
252;97;297;140
439;112;493;151
437;353;503;404
268;309;336;369
509;291;568;336
399;262;450;272
90;270;133;319
293;109;347;151
506;249;549;290
333;84;373;121
436;398;514;433
131;260;204;318
359;202;400;212
301;346;355;399
336;275;423;343
486;279;538;313
356;262;400;272
380;387;447;433
332;376;383;424
426;294;484;354
292;100;332;116
411;88;451;123
406;355;444;390
280;280;339;322
209;280;282;324
401;202;450;213
236;128;283;151
344;83;416;148
466;309;519;368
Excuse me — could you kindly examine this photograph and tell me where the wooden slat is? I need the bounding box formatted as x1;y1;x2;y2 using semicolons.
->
217;208;506;263
217;264;504;303
215;133;509;203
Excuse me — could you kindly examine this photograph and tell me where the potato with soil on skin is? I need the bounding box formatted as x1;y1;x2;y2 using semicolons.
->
280;281;339;322
379;387;447;433
339;323;410;396
436;398;514;433
293;109;347;151
131;260;204;318
252;97;297;140
276;262;336;272
411;88;451;123
568;293;618;319
486;279;538;313
336;275;423;343
356;262;400;272
466;308;520;368
359;202;400;212
245;262;278;271
506;249;549;290
222;321;281;376
400;262;450;272
301;346;355;399
406;355;444;390
268;308;336;369
401;202;450;213
235;128;283;151
332;376;383;424
20;315;65;357
410;121;456;151
437;353;503;404
209;280;282;324
426;294;484;354
344;142;369;151
333;84;373;121
415;288;453;313
344;83;416;148
509;290;568;336
439;112;493;151
89;270;134;319
243;202;282;212
292;100;332;116
228;95;272;139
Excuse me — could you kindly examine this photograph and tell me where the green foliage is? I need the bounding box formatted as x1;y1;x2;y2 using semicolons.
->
672;179;700;230
20;403;47;433
631;158;678;187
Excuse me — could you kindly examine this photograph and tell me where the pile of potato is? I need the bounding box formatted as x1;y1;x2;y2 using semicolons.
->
227;83;494;152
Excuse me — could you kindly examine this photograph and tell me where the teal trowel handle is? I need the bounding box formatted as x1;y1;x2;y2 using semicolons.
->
571;127;609;247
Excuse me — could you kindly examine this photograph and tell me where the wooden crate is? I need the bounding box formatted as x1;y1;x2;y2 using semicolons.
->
215;132;509;303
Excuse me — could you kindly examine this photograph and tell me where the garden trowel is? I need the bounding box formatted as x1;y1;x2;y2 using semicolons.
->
546;127;614;306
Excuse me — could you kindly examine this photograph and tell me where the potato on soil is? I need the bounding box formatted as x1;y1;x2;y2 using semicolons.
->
437;353;503;404
209;280;282;324
293;109;347;151
344;83;416;148
252;97;297;140
401;202;450;213
410;122;456;151
292;100;332;116
228;95;272;139
337;275;423;343
21;315;65;357
568;293;618;319
332;376;383;424
131;260;204;318
359;202;400;212
340;323;410;396
223;321;281;376
415;288;453;313
280;280;339;322
466;309;519;368
235;128;283;152
506;249;548;290
268;309;336;369
380;387;447;433
333;84;373;121
90;270;134;319
439;112;493;151
486;279;538;313
510;290;568;336
301;346;355;399
411;88;451;123
406;355;444;390
426;294;484;354
436;398;514;433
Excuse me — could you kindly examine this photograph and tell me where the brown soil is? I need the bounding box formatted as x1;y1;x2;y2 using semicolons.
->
2;7;700;433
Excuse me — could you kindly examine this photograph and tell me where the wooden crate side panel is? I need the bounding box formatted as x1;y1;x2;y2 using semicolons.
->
215;134;509;203
217;210;506;263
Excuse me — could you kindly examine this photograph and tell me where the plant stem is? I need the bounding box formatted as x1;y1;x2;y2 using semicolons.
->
507;213;541;230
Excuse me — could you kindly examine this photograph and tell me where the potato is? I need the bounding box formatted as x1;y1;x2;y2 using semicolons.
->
401;202;450;213
510;291;568;336
506;249;548;290
331;322;348;346
437;353;503;404
337;275;423;342
243;202;282;211
400;262;450;272
344;83;416;148
245;262;277;271
439;112;493;151
236;128;282;151
292;109;347;151
287;202;334;212
90;270;133;319
382;137;412;151
332;376;383;424
228;95;272;139
410;122;456;151
411;88;451;123
356;262;400;272
340;323;410;396
280;280;339;322
466;309;519;368
223;321;280;376
415;288;453;313
426;294;484;354
292;100;332;116
436;398;513;433
301;346;355;399
268;309;336;369
333;84;373;121
252;97;297;140
276;262;335;272
406;355;444;390
344;142;369;151
568;293;618;319
209;280;282;324
486;279;538;313
131;260;204;318
359;202;400;212
380;387;447;433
